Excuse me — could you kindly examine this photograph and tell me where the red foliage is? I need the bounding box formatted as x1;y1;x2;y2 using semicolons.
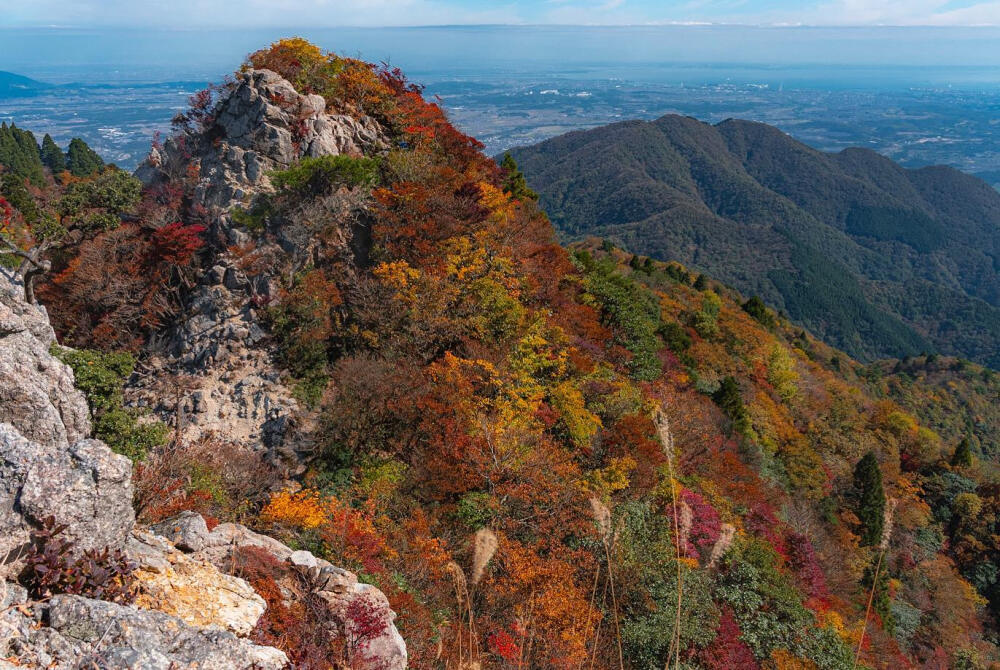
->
149;222;205;266
488;629;522;662
344;594;391;663
0;197;12;229
696;607;759;670
786;531;830;601
680;489;722;560
232;545;338;668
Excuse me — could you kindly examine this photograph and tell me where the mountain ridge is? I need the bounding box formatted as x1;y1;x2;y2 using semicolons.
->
510;113;1000;367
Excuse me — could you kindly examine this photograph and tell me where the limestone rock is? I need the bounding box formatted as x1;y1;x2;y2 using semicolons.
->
0;273;90;448
150;510;210;552
0;424;134;580
137;68;387;213
47;594;287;669
133;553;266;637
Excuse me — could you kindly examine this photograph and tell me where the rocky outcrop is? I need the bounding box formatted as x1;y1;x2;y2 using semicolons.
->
130;529;267;637
146;512;408;670
0;262;407;668
137;68;386;213
129;68;389;461
0;581;287;670
0;272;134;579
0;273;89;449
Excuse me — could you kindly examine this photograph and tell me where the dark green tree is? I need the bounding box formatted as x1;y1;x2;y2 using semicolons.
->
66;138;104;178
0;122;44;186
712;376;751;437
499;152;537;201
854;452;885;547
40;134;66;174
693;273;708;291
742;295;776;328
57;168;141;232
951;437;974;468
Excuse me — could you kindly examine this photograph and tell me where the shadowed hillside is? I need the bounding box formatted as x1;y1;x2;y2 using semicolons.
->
510;115;1000;368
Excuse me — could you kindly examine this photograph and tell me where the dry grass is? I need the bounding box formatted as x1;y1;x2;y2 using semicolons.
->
656;409;684;670
854;498;897;668
471;528;498;587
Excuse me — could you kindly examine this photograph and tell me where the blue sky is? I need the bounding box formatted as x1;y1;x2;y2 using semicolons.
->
3;0;1000;28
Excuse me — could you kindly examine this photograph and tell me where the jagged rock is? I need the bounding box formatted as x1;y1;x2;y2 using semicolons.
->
133;555;266;637
0;273;90;448
137;68;387;213
48;594;287;669
0;424;134;579
150;510;211;552
159;515;407;669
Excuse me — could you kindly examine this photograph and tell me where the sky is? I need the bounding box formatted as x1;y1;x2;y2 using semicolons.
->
4;0;1000;28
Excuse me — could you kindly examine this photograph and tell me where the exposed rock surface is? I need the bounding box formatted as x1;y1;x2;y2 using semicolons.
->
0;584;287;670
0;272;134;579
137;69;385;211
151;513;409;670
131;68;388;461
130;528;267;637
0;272;89;449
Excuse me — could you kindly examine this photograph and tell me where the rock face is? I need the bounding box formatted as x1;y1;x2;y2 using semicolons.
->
153;513;409;670
0;584;287;670
0;272;134;579
131;68;387;462
137;68;386;212
0;272;90;449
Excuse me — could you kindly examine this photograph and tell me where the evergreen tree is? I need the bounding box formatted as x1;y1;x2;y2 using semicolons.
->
629;254;642;271
0;122;45;186
854;451;885;547
40;134;66;174
66;138;104;178
712;376;750;437
499;152;537;201
693;273;708;291
951;437;973;468
742;295;776;328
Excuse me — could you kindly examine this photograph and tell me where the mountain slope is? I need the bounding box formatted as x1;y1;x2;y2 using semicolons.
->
510;115;1000;367
4;39;1000;668
0;71;52;96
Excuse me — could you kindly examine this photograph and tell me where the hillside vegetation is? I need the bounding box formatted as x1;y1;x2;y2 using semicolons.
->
509;116;1000;368
2;39;999;669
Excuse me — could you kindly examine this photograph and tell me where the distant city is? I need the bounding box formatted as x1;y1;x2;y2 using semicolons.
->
1;26;999;187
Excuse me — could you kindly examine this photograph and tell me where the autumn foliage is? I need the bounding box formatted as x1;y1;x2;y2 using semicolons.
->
7;37;999;669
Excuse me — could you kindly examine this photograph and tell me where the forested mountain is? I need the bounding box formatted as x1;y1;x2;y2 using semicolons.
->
2;40;1000;669
509;116;1000;368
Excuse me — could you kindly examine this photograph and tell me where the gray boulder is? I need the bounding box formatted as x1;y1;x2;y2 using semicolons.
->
0;424;134;579
1;590;287;670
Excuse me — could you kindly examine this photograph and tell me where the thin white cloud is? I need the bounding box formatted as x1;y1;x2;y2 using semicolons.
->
0;0;522;27
4;0;1000;26
761;0;1000;25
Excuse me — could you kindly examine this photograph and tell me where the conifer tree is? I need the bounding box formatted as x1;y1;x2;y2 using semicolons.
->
713;376;750;437
0;122;45;186
951;437;973;468
40;134;66;174
66;138;104;177
499;152;537;201
693;273;708;291
854;451;885;547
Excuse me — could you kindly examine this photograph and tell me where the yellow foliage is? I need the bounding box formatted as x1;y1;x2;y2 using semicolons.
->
261;489;327;529
550;381;602;449
584;456;636;497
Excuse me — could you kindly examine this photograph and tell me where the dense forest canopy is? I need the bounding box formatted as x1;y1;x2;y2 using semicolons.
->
510;116;1000;369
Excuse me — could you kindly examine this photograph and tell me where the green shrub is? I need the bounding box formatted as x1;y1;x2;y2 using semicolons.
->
53;346;168;461
271;154;380;196
581;257;663;381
